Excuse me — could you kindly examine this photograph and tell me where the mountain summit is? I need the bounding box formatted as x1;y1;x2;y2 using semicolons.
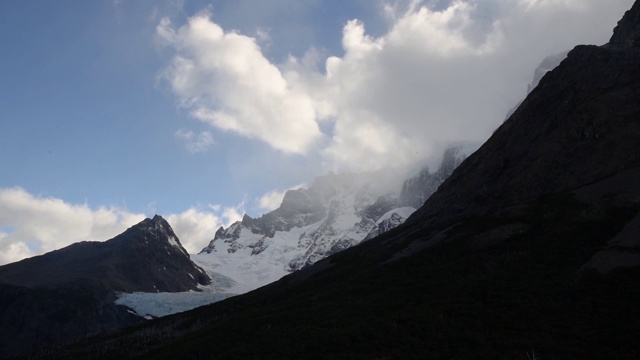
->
0;215;210;357
0;215;209;292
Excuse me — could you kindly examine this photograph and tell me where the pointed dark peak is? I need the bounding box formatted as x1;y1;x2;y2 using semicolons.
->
609;0;640;48
136;214;170;229
129;214;179;244
0;219;210;357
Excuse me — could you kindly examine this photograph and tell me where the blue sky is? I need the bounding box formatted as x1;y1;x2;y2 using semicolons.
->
0;0;633;263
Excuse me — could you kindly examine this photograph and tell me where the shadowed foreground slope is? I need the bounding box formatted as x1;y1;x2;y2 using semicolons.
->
40;2;640;359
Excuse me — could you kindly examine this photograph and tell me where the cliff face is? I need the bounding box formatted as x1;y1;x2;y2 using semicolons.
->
610;0;640;48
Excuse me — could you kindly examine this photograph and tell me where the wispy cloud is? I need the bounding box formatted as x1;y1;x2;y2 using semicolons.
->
175;128;214;153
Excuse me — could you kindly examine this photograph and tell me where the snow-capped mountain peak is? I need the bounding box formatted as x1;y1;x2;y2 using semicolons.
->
194;148;466;294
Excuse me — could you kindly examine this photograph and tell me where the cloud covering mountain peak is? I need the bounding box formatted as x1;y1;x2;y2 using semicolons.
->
157;0;631;174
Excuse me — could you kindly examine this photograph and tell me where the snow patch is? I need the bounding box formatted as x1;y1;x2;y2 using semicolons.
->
168;236;181;250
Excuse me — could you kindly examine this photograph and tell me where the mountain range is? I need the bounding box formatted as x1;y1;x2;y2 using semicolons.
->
0;137;465;357
191;147;465;294
2;1;640;358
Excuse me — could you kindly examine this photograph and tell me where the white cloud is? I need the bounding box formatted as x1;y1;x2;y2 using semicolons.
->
0;187;250;264
157;11;322;154
175;128;214;153
256;183;306;212
221;204;245;226
158;0;631;175
301;0;632;172
166;208;220;253
255;27;271;44
0;187;146;265
167;203;244;253
256;190;287;212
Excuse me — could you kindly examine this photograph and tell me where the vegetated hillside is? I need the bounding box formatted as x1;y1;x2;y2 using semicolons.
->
39;2;640;359
0;215;210;358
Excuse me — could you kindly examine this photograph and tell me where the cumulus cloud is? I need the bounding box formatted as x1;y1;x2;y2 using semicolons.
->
157;10;322;154
0;187;249;264
167;203;244;253
0;187;146;265
298;0;632;171
167;208;221;254
256;190;288;212
175;128;214;153
158;0;631;174
221;203;245;226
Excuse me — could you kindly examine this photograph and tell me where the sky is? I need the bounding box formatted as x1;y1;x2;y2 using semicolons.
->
0;0;634;264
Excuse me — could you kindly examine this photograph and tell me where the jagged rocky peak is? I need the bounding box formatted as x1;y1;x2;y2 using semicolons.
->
94;214;213;292
138;214;172;230
400;146;467;208
609;0;640;48
118;214;191;258
197;146;466;278
276;187;325;219
527;51;569;94
135;215;182;242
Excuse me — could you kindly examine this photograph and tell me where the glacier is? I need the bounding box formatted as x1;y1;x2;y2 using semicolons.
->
117;148;466;318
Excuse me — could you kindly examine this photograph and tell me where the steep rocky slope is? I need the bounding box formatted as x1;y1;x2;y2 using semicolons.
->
410;4;640;228
506;50;568;119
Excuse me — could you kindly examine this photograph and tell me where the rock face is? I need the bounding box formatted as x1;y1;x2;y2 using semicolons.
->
0;215;210;358
399;147;466;208
610;0;640;48
505;50;568;119
526;51;569;94
194;149;465;292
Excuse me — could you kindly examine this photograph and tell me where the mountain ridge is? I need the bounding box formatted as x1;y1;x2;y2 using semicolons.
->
0;215;210;358
191;148;465;295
